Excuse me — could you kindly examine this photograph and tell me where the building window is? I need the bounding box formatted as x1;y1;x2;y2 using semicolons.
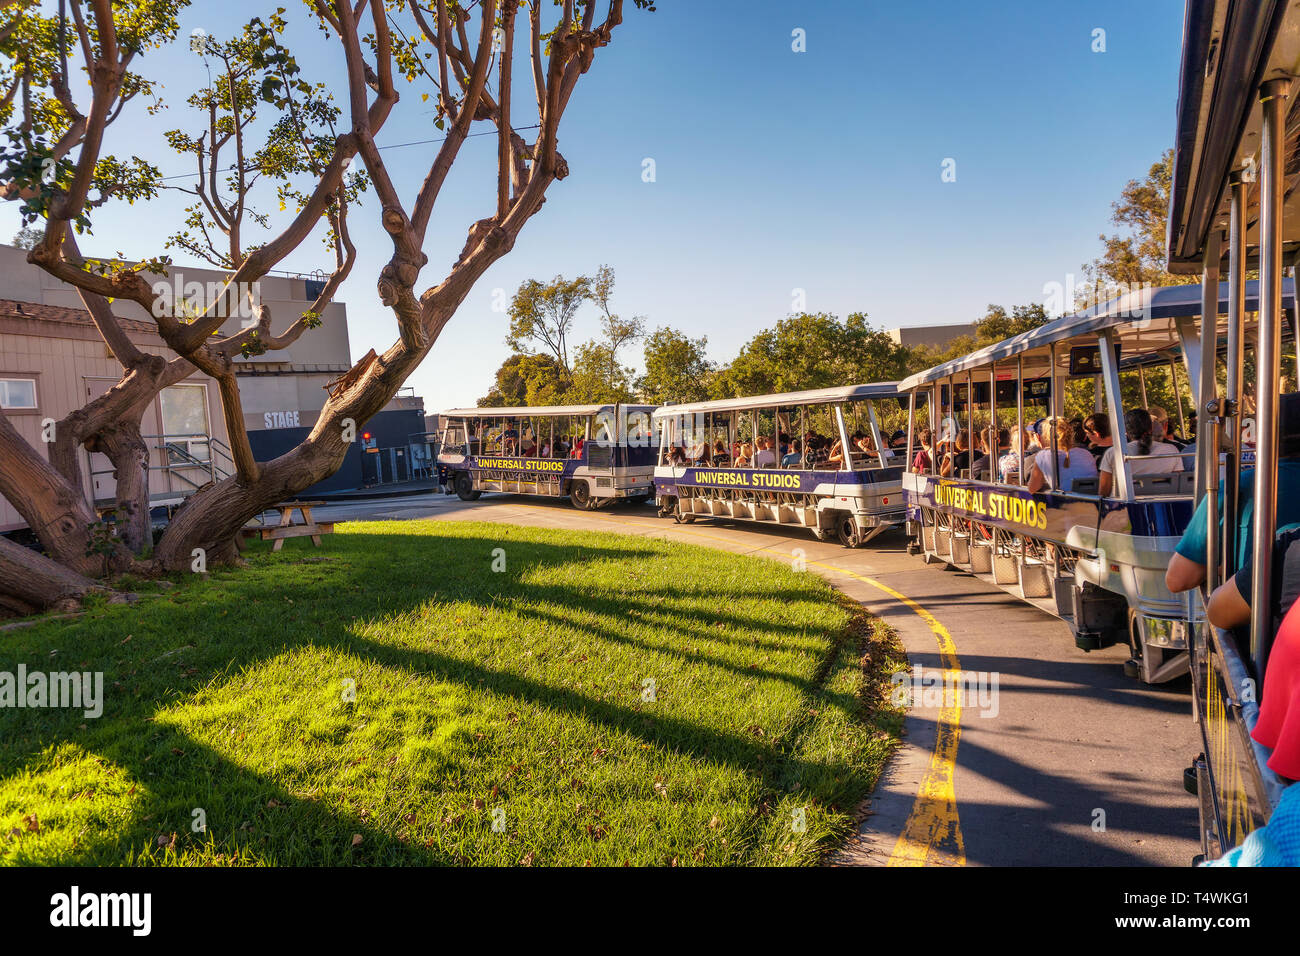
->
160;384;211;462
0;378;37;409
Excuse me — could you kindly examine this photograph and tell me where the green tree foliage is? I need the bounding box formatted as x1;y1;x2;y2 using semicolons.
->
477;352;567;408
637;326;714;404
566;340;637;404
710;312;914;398
505;274;591;375
1081;148;1197;296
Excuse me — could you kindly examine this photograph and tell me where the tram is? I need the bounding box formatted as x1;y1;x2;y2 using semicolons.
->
1164;0;1298;862
652;384;906;546
436;403;656;509
899;284;1250;686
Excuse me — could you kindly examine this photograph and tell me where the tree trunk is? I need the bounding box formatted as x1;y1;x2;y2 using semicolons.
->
0;410;105;577
152;345;422;569
0;534;105;615
92;422;153;554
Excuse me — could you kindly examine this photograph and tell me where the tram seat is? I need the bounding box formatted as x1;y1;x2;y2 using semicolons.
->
1178;471;1198;495
1070;477;1099;495
1132;474;1180;497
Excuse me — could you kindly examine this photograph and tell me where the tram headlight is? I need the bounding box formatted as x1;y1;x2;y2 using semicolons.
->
1138;616;1188;650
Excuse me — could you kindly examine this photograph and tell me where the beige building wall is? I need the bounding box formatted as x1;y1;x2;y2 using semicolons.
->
0;303;228;533
0;244;355;433
886;323;977;350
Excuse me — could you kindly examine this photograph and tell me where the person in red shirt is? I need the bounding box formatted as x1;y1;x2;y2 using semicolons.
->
1206;527;1300;780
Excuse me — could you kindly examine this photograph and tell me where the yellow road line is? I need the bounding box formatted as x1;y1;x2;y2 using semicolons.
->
445;501;966;866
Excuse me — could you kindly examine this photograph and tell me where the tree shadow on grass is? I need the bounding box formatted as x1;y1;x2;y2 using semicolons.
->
0;527;864;865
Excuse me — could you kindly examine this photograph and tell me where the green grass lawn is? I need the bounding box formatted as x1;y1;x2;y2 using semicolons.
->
0;520;903;866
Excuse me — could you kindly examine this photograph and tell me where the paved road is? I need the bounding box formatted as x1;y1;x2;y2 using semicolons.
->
285;491;1202;867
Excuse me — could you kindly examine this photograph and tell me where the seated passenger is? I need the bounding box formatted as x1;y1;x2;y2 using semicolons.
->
753;437;778;468
570;436;585;459
939;430;970;478
668;445;687;466
1083;414;1112;467
1097;408;1182;497
825;438;845;467
1166;451;1300;593
782;439;804;468
1149;405;1186;450
998;428;1033;485
1206;525;1300;633
1206;536;1300;786
712;440;730;465
734;442;754;467
912;427;934;473
1026;417;1098;493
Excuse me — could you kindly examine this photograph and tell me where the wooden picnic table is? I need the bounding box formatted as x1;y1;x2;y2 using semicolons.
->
247;500;335;552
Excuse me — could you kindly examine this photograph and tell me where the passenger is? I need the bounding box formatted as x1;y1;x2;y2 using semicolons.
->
1166;449;1300;593
1149;405;1186;449
668;444;687;466
570;435;585;459
713;440;730;466
782;439;804;468
1026;417;1098;493
912;427;935;474
1083;414;1112;467
1070;417;1088;449
1097;408;1182;497
753;437;778;468
1206;525;1300;633
997;428;1030;484
1026;418;1047;457
1205;531;1300;786
940;430;971;478
825;438;845;467
734;442;754;467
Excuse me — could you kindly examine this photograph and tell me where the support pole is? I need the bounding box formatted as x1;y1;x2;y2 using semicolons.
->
1202;227;1224;595
1224;171;1246;577
1251;78;1290;678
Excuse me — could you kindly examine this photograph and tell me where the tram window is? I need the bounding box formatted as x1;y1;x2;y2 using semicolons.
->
627;409;652;450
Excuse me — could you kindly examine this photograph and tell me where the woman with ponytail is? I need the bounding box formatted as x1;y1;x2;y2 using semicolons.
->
1098;408;1184;497
1027;417;1098;493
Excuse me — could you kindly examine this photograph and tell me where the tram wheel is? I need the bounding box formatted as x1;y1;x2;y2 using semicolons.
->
454;472;481;501
569;480;594;510
835;513;862;548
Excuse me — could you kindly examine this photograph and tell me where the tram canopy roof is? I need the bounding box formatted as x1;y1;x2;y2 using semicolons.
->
650;383;900;419
1167;0;1300;272
898;279;1294;390
441;403;654;418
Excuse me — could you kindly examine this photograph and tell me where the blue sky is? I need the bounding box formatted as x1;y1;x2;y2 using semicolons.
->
2;0;1188;412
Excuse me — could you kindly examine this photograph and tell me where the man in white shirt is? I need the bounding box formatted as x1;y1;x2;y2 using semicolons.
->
752;437;778;468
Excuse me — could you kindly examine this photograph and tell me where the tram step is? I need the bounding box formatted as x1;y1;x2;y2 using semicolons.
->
1019;560;1052;599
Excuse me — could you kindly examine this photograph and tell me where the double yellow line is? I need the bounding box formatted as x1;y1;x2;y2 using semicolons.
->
461;502;967;867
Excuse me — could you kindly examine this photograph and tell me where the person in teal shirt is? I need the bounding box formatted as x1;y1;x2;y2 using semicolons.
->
1167;459;1300;593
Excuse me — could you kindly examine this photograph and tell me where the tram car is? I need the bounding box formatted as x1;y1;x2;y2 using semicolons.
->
899;281;1272;687
436;403;657;509
1165;0;1297;863
652;384;906;546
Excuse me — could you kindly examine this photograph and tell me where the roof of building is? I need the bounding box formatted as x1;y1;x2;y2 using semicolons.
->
0;298;160;336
